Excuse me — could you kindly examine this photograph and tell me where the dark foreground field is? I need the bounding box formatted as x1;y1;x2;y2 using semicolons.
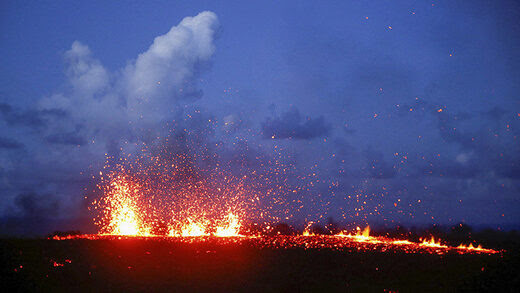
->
1;237;519;292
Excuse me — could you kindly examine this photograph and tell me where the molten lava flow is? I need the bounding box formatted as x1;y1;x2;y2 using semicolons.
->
97;175;150;236
419;236;448;249
90;175;498;254
167;213;242;237
87;155;498;254
456;243;496;253
390;240;414;245
180;219;208;237
92;149;260;238
302;221;315;236
111;204;140;236
52;233;500;255
215;213;242;237
335;226;377;243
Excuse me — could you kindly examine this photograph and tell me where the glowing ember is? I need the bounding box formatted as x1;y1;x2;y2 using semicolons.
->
336;226;373;241
215;213;242;237
87;151;498;256
51;233;500;255
180;219;208;237
88;173;498;255
419;236;448;249
302;222;314;236
95;176;150;236
456;243;496;253
112;205;140;236
91;149;265;239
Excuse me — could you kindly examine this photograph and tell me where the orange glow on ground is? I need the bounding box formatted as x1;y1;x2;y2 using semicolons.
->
95;176;150;236
180;220;209;237
88;160;499;255
51;232;500;255
419;236;448;249
215;213;242;237
112;207;139;236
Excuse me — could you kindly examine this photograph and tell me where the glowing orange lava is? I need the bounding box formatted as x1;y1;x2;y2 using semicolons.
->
214;213;242;237
112;205;140;236
302;221;314;236
419;236;448;249
95;175;150;236
90;176;498;254
88;159;499;255
336;226;373;242
51;231;500;255
179;219;208;237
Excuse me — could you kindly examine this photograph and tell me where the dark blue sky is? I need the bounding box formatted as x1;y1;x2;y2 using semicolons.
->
1;0;519;234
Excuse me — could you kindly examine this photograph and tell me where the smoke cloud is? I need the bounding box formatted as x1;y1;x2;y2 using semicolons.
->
0;11;220;224
261;107;331;140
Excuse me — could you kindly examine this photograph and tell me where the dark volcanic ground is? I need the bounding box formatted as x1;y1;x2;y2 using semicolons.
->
1;237;519;292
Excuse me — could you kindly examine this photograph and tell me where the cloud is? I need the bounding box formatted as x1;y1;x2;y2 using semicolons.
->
455;152;472;164
124;11;218;107
0;102;63;129
395;98;520;179
0;137;23;149
363;148;397;179
436;110;520;179
0;11;220;224
45;131;87;146
14;192;60;218
261;106;331;139
37;11;219;144
65;41;110;97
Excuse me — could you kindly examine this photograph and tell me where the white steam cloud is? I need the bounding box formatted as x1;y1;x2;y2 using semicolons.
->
40;11;218;141
1;11;219;218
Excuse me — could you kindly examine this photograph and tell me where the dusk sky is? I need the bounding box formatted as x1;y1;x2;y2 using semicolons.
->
1;0;519;235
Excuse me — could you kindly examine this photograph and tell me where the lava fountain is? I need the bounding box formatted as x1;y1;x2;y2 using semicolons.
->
85;149;499;255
